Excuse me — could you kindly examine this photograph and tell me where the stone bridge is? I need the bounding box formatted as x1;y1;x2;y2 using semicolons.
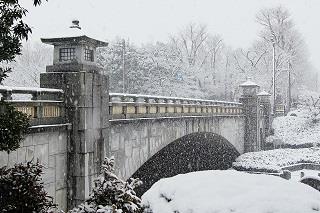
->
108;93;245;180
0;31;272;211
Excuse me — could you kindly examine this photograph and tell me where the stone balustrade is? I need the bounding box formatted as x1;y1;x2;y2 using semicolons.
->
109;93;243;120
0;86;65;126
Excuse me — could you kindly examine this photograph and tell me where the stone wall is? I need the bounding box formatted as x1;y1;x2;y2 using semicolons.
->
109;116;245;180
0;126;70;211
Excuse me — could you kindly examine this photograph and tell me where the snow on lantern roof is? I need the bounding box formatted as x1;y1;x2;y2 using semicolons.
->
257;91;271;96
41;20;108;47
239;78;258;87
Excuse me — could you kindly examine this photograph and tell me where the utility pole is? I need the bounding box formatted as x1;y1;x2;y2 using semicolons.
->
224;55;229;100
122;39;125;93
287;61;291;112
316;72;319;92
272;40;276;115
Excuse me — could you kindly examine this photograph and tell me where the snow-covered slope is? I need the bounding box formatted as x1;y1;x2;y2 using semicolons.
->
233;148;320;172
142;170;320;213
268;108;320;147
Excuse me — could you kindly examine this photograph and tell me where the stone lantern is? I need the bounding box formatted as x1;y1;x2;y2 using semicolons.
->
41;20;108;72
257;91;271;103
239;78;259;97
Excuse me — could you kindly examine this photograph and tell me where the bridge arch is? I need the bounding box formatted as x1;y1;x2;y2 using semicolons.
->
129;132;240;196
110;116;244;180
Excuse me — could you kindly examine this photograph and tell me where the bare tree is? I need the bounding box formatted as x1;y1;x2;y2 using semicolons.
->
170;23;208;67
232;47;266;76
256;6;293;48
255;6;311;102
201;35;223;81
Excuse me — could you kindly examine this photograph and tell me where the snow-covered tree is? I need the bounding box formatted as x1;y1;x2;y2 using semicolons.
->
70;156;143;213
296;87;320;123
0;100;30;153
0;0;47;83
0;161;56;212
97;40;153;94
97;39;205;98
3;42;52;87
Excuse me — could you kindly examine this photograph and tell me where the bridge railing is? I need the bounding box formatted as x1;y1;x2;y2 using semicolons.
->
109;93;243;120
0;86;65;126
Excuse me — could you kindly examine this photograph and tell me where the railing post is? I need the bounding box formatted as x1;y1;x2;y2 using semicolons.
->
163;99;168;114
120;95;126;117
31;91;42;124
154;98;159;114
31;91;40;100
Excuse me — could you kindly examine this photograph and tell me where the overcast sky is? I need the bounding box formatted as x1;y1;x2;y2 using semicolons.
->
22;0;320;70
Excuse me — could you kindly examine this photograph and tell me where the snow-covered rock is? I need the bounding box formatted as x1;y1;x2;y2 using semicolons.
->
233;148;320;173
142;170;320;213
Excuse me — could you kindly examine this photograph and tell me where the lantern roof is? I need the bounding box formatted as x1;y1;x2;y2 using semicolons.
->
239;78;259;87
257;91;271;96
41;20;108;47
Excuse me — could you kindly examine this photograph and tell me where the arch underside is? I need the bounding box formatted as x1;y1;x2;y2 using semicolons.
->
130;132;240;197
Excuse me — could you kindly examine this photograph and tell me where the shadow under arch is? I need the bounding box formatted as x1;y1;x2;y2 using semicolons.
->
130;132;240;197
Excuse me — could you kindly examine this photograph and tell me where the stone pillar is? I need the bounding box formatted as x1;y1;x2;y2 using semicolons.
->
257;91;272;150
239;78;259;152
40;25;109;209
40;66;109;208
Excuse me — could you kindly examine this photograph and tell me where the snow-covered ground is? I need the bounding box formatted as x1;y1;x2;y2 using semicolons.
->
268;108;320;147
142;170;320;213
232;148;320;173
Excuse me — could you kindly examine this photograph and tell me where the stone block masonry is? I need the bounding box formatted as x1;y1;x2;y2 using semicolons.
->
40;70;109;208
0;126;70;211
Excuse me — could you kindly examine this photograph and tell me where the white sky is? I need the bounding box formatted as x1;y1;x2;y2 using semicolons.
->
22;0;320;70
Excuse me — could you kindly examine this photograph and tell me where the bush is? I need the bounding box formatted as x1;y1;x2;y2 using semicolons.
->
0;161;56;212
0;100;30;153
70;156;143;213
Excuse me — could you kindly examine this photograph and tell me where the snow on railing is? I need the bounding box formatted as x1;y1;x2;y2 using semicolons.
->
109;93;243;120
0;86;65;126
0;86;63;99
